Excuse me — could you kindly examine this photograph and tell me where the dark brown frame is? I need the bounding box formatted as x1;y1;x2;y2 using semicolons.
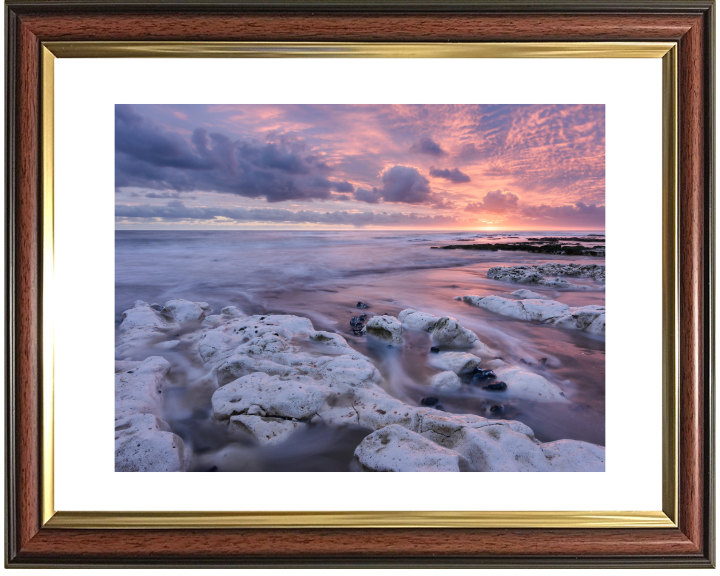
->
5;0;715;567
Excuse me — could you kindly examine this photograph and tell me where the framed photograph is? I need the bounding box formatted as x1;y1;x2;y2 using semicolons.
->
5;0;714;568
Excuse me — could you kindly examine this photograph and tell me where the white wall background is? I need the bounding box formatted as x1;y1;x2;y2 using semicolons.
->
0;19;717;575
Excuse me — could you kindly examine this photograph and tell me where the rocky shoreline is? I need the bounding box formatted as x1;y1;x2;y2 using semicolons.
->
486;264;605;289
115;295;606;473
432;243;605;257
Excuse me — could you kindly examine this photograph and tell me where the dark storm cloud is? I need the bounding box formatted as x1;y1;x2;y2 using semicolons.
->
141;191;190;200
116;105;337;203
409;137;445;157
429;167;471;183
354;187;383;204
331;180;355;193
352;166;440;205
379;166;433;204
115;201;460;228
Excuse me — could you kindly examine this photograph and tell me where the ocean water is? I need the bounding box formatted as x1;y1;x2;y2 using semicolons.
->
116;230;606;471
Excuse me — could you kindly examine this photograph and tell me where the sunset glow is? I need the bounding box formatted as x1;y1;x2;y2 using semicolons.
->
115;104;605;230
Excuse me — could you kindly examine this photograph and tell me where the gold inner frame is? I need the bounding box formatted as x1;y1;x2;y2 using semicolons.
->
40;42;679;529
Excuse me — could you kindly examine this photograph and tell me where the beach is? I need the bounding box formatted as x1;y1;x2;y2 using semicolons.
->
115;230;605;472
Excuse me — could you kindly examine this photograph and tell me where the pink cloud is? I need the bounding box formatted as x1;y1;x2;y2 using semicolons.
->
116;104;604;230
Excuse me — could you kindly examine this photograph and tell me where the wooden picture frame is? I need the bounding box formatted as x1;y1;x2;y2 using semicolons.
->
5;0;715;567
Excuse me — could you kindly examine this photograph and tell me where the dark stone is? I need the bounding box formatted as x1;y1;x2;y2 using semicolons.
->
420;397;439;407
434;241;603;257
357;302;370;309
539;357;548;365
483;381;507;391
150;304;163;311
489;405;503;413
207;466;218;472
527;236;605;243
434;405;446;411
430;347;440;354
470;369;496;385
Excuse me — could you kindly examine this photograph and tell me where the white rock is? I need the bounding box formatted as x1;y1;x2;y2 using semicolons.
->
247;404;266;416
540;439;606;471
202;315;224;328
115;413;192;472
156;340;180;349
115;356;168;419
429;371;462;390
493;364;569;403
309;331;356;352
507;298;572;322
431;316;479;348
366;315;403;345
319;355;383;389
542;277;586;289
115;357;191;472
256;314;314;337
355;425;470;472
511;289;549;300
161;299;206;323
195;302;212;312
586;313;606;336
213;372;327;422
489;264;605;286
229;414;308;446
536;263;605;283
221;306;242;318
356;413;604;472
197;330;243;364
551;305;606;335
428;352;481;374
463;295;570;322
120;299;605;471
398;309;439;331
216;355;301;386
118;303;178;346
488;266;545;284
463;295;605;336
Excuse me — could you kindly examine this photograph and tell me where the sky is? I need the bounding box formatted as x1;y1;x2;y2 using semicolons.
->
115;104;605;231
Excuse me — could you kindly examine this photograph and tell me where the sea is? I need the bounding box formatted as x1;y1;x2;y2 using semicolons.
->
116;230;606;471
